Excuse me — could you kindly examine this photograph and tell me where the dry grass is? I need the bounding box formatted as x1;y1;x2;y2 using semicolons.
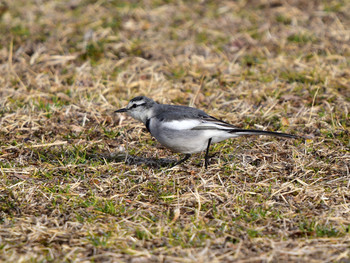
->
0;0;349;262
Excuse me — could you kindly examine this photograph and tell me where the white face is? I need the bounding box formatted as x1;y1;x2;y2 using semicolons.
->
126;99;149;123
115;96;156;124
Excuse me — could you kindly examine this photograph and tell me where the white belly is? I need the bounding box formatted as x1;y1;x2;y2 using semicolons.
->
148;118;236;154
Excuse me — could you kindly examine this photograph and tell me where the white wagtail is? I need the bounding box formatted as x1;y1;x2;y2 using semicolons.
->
115;96;301;168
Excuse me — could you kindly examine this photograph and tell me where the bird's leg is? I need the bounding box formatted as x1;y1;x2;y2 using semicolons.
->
172;153;191;167
205;138;212;169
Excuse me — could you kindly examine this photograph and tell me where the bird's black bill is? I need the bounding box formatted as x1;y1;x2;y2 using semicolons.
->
115;108;127;113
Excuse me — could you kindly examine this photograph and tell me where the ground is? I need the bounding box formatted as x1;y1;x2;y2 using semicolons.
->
0;0;349;262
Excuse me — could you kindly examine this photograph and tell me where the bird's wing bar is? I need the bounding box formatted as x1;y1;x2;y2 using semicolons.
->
161;119;202;130
192;115;237;129
161;115;235;131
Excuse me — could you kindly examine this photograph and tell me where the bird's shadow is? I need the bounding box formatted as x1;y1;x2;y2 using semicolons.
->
101;152;177;168
125;155;177;168
103;152;220;168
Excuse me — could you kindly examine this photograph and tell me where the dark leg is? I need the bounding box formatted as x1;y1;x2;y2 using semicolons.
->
205;138;212;169
172;153;191;167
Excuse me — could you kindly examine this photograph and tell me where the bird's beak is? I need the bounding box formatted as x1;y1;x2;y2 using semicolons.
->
115;108;127;113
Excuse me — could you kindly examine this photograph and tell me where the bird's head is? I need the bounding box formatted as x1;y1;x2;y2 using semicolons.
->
115;96;157;123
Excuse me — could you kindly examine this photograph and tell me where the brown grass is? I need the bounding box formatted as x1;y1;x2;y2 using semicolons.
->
0;0;349;262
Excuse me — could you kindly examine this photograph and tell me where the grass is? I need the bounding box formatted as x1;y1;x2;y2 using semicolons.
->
0;0;350;262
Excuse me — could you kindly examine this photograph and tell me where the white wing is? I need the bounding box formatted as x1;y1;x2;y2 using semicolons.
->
162;116;235;131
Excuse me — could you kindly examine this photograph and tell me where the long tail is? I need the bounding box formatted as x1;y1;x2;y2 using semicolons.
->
229;129;301;139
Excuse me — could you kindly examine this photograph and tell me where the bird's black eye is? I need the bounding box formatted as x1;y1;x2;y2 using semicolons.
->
130;102;146;109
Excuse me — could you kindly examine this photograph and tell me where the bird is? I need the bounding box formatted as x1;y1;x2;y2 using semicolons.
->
115;96;301;169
